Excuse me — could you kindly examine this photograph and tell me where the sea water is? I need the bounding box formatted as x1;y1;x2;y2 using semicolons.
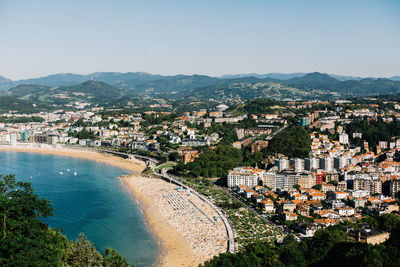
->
0;151;158;267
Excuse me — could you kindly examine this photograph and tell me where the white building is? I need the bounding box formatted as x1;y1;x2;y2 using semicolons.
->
353;174;382;194
379;141;388;149
290;158;305;173
319;157;334;172
304;158;319;171
390;180;400;197
334;156;349;170
10;133;17;146
227;167;265;188
336;207;355;217
275;158;289;171
339;133;349;145
351;190;370;198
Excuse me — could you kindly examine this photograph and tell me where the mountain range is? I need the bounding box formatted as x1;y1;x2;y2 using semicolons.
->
1;72;400;110
1;72;399;92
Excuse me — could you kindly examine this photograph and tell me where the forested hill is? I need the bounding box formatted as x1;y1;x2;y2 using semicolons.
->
282;73;400;96
2;81;129;107
175;73;400;100
0;96;48;113
1;72;400;102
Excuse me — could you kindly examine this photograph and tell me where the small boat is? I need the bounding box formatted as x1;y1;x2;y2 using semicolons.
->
67;169;70;172
73;169;78;176
59;171;63;175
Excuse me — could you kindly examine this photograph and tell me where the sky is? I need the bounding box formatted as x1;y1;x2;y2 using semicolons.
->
0;0;399;80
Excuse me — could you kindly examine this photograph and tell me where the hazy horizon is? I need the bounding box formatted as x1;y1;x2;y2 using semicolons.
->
1;70;399;82
1;0;399;80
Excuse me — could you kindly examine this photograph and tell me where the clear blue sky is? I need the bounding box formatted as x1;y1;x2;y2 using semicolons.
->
0;0;399;80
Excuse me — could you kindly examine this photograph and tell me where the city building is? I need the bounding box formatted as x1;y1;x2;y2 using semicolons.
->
227;167;265;188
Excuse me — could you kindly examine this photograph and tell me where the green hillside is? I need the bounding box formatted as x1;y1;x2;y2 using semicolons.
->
3;81;129;106
0;96;49;113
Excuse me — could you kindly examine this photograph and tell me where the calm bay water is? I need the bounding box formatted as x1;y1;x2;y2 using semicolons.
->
0;151;158;267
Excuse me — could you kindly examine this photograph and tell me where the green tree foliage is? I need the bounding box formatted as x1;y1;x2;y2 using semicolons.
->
168;152;180;162
346;118;400;150
0;96;48;113
140;113;177;128
0;174;69;266
66;233;103;266
69;128;99;140
241;146;264;167
0;174;133;266
206;123;238;145
312;184;322;191
202;223;400;267
241;99;283;115
159;154;168;164
103;247;131;267
266;126;311;158
184;145;243;178
73;118;89;127
0;116;45;123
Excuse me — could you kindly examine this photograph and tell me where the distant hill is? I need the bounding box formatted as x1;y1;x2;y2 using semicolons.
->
0;76;14;92
3;80;129;107
221;72;365;81
172;72;400;100
0;96;47;113
283;72;341;92
1;72;400;103
16;72;164;90
0;75;12;83
220;73;306;80
131;74;221;94
288;72;340;84
329;74;363;81
0;72;164;92
176;80;340;101
3;84;51;99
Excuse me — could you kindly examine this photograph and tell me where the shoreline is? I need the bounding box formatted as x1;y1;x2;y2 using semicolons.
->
120;174;198;267
0;145;209;266
122;174;228;266
0;145;146;173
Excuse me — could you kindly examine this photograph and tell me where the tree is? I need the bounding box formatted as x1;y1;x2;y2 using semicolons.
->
266;126;311;158
0;174;133;266
168;152;180;162
103;247;132;267
182;145;243;178
293;184;300;190
0;174;69;266
66;233;103;266
312;184;322;191
328;180;338;186
73;118;88;127
306;227;348;264
159;154;168;164
378;214;400;233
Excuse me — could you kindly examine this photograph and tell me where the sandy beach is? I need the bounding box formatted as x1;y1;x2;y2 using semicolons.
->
122;174;228;267
0;145;227;266
0;145;146;173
